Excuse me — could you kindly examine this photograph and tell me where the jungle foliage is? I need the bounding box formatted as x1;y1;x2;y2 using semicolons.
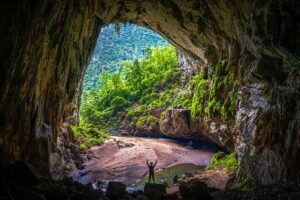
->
75;24;239;149
78;46;238;147
80;45;183;135
83;24;168;90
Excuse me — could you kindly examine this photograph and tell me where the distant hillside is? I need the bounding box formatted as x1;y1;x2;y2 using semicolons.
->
83;24;168;90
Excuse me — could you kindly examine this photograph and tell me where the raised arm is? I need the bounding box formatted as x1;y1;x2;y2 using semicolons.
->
154;160;157;167
146;159;150;167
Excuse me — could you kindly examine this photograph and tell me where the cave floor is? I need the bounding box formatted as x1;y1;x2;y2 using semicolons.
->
73;136;214;186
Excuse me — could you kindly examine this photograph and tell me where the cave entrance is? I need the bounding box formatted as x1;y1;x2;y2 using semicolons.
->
1;1;299;194
71;24;222;190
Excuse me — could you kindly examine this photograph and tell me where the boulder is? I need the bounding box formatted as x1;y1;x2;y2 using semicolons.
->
160;109;197;137
106;181;126;200
144;183;166;200
179;180;212;200
115;139;134;148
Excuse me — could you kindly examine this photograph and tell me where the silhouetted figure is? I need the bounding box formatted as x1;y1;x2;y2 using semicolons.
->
173;175;179;184
146;159;157;183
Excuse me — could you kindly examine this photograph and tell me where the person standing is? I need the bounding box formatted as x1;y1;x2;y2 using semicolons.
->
146;159;157;183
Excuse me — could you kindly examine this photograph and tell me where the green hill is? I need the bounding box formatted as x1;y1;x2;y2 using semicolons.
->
83;24;168;91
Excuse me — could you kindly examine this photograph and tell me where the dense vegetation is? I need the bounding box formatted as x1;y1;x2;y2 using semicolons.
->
205;151;238;173
83;24;168;90
73;25;239;150
205;151;255;191
70;124;110;150
190;60;238;120
75;43;239;150
80;45;184;135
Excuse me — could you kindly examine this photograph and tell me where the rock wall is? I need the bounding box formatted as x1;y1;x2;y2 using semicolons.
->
0;1;102;176
160;108;199;137
0;0;299;184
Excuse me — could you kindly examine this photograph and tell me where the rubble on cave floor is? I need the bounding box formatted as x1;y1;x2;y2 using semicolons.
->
1;161;300;200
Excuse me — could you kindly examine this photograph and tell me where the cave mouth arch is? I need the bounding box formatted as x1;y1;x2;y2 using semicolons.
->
0;1;299;185
78;22;211;143
74;23;224;186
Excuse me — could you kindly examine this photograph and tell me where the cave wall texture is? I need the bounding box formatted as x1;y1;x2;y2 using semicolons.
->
0;0;299;184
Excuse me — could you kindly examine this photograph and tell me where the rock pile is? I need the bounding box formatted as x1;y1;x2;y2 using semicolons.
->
0;161;103;200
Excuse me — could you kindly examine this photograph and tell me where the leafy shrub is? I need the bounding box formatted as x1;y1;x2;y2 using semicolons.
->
70;125;82;140
135;116;147;129
110;96;131;111
139;93;159;104
90;137;105;146
70;122;110;150
147;115;157;123
205;151;238;173
80;143;88;150
203;60;238;120
176;89;191;108
190;73;209;119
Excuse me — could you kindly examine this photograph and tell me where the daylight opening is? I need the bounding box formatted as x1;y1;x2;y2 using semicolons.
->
72;24;229;191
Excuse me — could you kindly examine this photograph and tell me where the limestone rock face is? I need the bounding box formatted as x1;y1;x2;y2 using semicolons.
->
0;1;102;176
177;50;202;82
50;123;84;180
160;109;198;137
0;0;300;185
